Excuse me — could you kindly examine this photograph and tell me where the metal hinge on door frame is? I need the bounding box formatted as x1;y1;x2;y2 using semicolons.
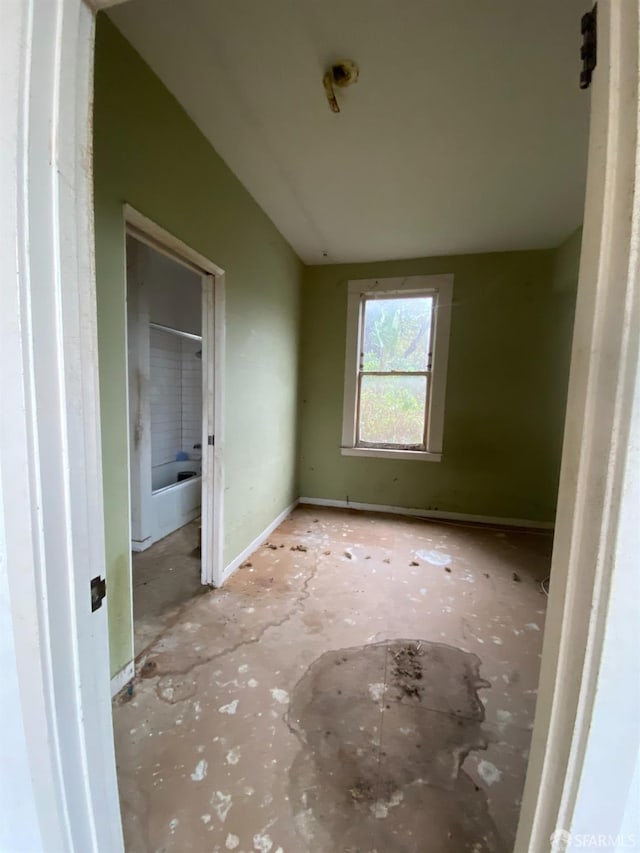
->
580;4;597;90
91;575;107;612
208;434;215;446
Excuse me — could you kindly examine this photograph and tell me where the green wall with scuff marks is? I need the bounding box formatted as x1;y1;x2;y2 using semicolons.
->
298;230;581;523
94;17;303;676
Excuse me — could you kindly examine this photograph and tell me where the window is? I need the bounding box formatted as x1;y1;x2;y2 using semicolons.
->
341;275;453;461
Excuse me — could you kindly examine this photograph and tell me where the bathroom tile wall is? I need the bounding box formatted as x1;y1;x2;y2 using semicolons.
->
150;328;182;467
150;329;203;468
180;338;202;455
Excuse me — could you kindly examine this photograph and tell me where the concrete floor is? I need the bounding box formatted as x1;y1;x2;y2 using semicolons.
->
114;506;551;852
132;520;203;656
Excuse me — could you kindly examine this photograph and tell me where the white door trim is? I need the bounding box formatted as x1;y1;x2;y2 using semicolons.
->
0;0;122;849
201;272;226;586
124;206;226;589
515;3;640;849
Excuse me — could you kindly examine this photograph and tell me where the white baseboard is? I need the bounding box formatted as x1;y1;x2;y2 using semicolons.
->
110;661;135;698
221;499;299;584
298;497;554;531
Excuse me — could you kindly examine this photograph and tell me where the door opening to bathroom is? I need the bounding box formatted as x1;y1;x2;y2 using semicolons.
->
124;219;223;657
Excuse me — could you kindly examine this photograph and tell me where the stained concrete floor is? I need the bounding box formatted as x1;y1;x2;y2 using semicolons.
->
132;520;203;656
114;506;551;852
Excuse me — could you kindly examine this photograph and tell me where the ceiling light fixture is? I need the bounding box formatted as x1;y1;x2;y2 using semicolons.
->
323;60;359;113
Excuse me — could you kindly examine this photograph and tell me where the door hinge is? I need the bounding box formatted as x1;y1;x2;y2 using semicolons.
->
580;4;597;90
208;434;215;446
91;575;107;612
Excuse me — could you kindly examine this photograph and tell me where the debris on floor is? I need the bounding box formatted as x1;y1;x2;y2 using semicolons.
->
140;660;157;678
390;641;424;699
114;506;550;853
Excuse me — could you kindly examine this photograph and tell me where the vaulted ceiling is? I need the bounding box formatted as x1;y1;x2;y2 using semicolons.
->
110;0;590;264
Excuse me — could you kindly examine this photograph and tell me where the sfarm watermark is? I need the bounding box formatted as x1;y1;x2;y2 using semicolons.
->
550;829;638;850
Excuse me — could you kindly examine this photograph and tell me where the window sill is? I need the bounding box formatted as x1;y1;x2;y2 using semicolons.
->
341;446;442;462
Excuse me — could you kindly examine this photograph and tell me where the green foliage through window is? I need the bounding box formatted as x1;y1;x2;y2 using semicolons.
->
359;375;427;445
358;295;433;447
362;297;432;372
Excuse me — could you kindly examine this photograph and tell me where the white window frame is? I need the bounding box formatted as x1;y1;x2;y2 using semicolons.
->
341;275;453;462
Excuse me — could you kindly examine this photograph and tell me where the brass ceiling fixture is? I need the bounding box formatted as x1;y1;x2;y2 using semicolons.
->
323;60;359;113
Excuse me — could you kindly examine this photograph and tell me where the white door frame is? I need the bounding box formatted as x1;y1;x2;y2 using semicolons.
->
1;1;123;849
125;206;226;589
0;0;637;850
515;3;640;848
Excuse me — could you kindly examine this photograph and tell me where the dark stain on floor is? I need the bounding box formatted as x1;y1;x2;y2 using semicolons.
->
115;508;550;852
287;639;506;852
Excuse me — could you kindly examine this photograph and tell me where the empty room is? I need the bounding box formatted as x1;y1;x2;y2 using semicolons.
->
7;1;640;852
91;1;588;850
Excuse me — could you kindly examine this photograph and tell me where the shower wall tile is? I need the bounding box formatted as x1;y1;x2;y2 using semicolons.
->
149;329;203;469
150;328;181;467
181;338;202;453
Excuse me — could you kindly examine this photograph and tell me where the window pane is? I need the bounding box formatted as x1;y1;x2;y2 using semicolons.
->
359;375;427;446
362;296;433;372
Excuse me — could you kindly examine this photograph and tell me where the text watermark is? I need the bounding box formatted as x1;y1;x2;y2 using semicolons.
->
551;830;638;850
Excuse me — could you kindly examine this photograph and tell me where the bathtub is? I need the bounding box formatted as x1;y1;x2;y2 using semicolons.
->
151;459;202;544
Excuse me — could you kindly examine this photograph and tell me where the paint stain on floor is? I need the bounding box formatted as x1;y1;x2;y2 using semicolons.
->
113;506;551;852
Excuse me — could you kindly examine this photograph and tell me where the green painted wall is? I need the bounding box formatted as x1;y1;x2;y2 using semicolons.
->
94;17;303;676
299;235;581;522
94;14;581;676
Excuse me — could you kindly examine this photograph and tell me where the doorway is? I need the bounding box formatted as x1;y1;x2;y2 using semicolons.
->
3;3;638;852
124;211;225;655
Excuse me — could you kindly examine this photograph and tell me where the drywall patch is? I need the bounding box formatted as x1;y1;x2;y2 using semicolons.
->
368;682;386;702
416;549;451;566
211;791;233;823
477;760;502;787
270;688;289;705
190;759;208;781
226;747;241;765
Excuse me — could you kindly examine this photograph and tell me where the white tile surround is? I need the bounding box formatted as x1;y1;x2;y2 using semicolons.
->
181;338;202;455
150;328;202;468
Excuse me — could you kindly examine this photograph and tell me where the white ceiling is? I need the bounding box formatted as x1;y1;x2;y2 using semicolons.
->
110;0;590;264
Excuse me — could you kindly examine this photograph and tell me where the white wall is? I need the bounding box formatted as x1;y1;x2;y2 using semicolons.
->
180;338;202;455
150;328;182;467
149;330;202;467
147;248;201;335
